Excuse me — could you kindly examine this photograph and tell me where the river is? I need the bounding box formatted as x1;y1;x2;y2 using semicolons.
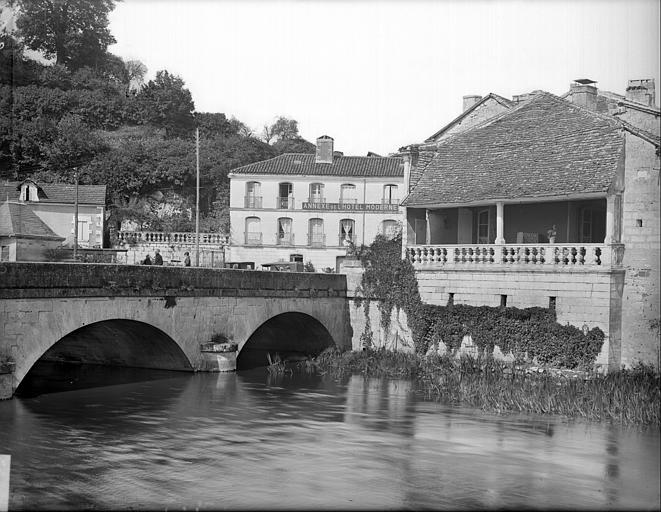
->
0;366;659;510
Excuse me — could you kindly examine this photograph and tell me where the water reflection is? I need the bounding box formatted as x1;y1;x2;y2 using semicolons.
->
0;368;658;510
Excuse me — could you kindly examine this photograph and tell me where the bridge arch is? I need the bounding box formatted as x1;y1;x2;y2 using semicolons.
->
15;319;194;394
237;311;336;370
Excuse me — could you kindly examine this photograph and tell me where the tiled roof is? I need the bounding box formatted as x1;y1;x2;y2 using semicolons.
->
403;92;624;207
230;154;404;177
0;181;106;205
0;201;64;239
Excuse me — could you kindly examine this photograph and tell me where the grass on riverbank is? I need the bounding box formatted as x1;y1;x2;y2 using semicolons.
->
312;348;661;426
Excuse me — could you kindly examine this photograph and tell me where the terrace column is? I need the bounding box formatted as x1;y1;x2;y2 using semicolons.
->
604;194;622;244
495;201;505;244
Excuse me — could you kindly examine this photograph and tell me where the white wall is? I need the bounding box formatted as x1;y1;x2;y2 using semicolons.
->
229;173;404;270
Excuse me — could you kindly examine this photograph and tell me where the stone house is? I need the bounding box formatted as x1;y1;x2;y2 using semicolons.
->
228;136;405;271
0;179;107;250
0;200;65;261
399;79;660;369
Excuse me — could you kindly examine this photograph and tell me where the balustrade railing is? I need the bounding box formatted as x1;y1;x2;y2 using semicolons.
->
276;233;295;246
277;196;294;209
308;233;326;248
245;232;263;246
407;243;623;269
117;231;227;246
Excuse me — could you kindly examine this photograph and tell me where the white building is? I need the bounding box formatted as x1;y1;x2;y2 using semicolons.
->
228;136;405;271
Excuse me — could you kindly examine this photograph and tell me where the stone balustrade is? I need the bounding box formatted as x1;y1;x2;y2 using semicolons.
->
117;231;228;246
407;243;624;269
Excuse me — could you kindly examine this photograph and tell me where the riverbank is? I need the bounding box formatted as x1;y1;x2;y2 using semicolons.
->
311;348;660;426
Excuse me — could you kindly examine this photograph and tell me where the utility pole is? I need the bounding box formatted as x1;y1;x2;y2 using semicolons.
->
73;169;79;261
195;128;200;266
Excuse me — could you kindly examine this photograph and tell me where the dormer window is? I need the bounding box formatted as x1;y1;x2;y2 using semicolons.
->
19;182;39;202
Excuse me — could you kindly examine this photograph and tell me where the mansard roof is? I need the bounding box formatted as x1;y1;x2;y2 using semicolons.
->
402;92;625;207
0;181;106;205
0;201;64;240
230;153;404;178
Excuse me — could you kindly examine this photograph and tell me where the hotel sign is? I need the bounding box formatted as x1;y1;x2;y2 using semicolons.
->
302;202;399;212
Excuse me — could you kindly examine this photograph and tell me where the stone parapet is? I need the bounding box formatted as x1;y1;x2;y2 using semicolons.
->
0;262;347;300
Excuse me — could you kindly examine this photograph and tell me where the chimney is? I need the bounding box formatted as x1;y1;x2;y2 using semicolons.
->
462;95;481;112
625;79;656;107
570;79;598;111
315;135;334;164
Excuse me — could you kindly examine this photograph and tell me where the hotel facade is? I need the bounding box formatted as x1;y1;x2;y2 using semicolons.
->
227;136;405;271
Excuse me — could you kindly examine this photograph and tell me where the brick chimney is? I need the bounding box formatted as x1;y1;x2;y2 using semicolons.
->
625;79;656;107
315;135;334;164
463;95;481;112
569;79;598;111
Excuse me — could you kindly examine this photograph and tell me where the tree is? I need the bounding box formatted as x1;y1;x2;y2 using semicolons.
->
43;114;107;178
195;112;236;139
124;59;147;95
268;116;299;141
136;70;195;138
16;0;117;70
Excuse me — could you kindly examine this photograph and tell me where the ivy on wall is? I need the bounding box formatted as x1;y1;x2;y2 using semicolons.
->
356;234;605;369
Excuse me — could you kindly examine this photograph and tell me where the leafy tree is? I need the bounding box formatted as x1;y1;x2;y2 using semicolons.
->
136;70;195;138
195;112;236;139
268;116;299;141
15;0;117;70
124;58;147;94
0;32;45;87
43;114;107;178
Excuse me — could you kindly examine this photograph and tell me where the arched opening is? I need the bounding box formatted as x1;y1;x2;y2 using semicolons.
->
237;312;335;370
16;319;193;397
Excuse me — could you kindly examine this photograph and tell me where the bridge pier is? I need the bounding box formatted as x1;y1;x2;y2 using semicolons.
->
200;342;238;372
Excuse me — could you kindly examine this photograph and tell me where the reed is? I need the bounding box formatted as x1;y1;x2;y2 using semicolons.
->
314;348;660;425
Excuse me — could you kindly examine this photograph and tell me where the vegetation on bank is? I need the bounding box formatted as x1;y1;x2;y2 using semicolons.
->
356;234;605;370
310;348;661;425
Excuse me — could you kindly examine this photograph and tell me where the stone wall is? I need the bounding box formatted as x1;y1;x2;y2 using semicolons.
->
432;97;510;142
0;262;348;299
118;242;227;267
415;267;622;367
620;132;661;367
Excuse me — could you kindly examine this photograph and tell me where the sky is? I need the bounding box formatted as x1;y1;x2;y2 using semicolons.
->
107;0;660;156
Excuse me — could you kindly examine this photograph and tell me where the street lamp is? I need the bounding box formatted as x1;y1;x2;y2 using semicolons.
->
73;168;79;261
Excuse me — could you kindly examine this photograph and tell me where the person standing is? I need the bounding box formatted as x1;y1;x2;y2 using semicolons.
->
183;252;191;267
154;249;163;265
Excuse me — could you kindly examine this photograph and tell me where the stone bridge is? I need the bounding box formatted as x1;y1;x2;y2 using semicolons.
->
0;263;352;398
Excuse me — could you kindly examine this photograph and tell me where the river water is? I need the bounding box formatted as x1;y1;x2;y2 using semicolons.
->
0;367;659;510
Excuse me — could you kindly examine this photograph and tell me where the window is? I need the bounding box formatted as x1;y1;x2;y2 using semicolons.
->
340;184;357;204
309;183;324;203
339;218;355;246
308;218;324;247
477;209;490;244
277;217;293;245
278;183;293;209
245;182;262;208
383;184;398;205
245;217;262;245
0;246;9;261
290;253;303;263
381;220;399;239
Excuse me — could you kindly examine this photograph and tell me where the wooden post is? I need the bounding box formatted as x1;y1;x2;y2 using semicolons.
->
0;455;9;512
195;128;200;266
